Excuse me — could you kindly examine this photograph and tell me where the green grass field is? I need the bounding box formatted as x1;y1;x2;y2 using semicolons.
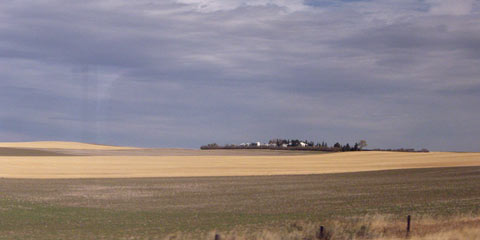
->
2;166;480;239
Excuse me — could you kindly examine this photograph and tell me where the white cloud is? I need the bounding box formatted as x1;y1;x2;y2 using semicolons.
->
428;0;475;15
174;0;306;12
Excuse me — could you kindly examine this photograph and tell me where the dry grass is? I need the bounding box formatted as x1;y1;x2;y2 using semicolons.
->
165;215;480;240
1;151;480;178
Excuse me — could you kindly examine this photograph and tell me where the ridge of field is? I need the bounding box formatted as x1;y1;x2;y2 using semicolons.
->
0;141;324;156
0;141;138;150
43;148;327;156
1;151;480;178
0;147;73;156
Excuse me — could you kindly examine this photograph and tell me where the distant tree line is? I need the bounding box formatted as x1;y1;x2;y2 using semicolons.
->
201;139;369;152
201;139;429;152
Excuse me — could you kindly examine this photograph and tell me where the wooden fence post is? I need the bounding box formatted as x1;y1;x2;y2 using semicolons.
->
316;225;324;239
406;215;411;238
214;233;221;240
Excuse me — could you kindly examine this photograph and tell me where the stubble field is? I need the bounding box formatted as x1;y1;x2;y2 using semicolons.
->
1;141;479;178
2;167;480;239
1;141;480;239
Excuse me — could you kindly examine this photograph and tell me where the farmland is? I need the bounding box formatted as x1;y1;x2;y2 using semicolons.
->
1;167;480;239
0;141;479;178
1;142;480;239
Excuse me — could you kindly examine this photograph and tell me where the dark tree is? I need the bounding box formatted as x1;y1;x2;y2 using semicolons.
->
357;140;367;150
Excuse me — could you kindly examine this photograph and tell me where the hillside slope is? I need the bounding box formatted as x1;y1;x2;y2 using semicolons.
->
0;141;137;150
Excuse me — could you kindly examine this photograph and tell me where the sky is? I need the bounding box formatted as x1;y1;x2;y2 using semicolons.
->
1;0;480;151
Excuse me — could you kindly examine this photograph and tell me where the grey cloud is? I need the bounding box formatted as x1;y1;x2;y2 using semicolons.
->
0;0;479;150
338;19;480;56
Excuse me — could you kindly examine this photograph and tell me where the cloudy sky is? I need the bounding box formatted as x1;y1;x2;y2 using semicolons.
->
1;0;479;151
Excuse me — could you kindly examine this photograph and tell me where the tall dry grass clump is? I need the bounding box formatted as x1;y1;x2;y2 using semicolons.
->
164;214;480;240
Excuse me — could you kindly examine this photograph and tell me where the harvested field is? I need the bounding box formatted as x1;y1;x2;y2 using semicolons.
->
0;141;329;156
2;141;480;239
0;147;72;156
0;141;138;150
40;148;328;156
1;151;480;178
1;167;480;239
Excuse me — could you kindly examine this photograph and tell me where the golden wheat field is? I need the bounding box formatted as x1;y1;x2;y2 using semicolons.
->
1;141;480;178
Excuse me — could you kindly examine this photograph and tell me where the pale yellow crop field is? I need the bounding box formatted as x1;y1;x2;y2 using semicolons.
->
1;150;480;178
0;141;138;150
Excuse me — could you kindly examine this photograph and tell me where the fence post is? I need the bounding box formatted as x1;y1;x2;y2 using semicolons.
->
406;215;411;238
316;225;324;239
214;233;221;240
